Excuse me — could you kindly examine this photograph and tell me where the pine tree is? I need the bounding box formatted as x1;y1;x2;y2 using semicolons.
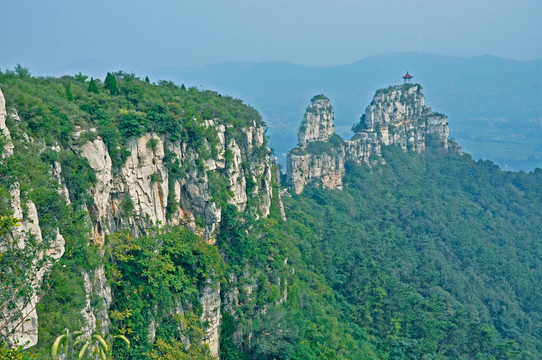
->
104;72;113;89
65;83;74;101
145;76;150;83
180;84;186;91
104;73;119;95
87;77;99;94
75;72;88;82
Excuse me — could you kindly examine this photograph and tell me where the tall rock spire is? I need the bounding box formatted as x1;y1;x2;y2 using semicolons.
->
298;95;334;147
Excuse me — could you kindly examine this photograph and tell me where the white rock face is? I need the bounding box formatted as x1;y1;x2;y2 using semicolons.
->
287;150;344;194
0;87;14;157
363;84;425;130
345;132;381;164
298;96;335;147
120;134;169;232
358;84;449;152
200;281;221;358
288;85;452;194
287;95;344;194
1;186;65;348
81;267;112;337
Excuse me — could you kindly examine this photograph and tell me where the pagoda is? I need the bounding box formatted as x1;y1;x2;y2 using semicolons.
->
403;72;413;84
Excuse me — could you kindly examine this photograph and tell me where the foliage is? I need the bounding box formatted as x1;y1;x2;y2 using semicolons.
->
0;341;41;359
87;78;99;94
290;134;344;156
146;338;214;360
310;94;328;102
280;146;542;359
103;73;119;96
51;329;129;360
105;227;225;359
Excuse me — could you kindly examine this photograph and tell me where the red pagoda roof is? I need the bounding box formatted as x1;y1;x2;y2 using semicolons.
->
403;72;413;79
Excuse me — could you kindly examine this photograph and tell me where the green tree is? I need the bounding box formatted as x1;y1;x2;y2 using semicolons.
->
14;64;30;78
87;78;99;94
51;329;129;360
104;73;119;95
145;76;150;83
65;83;74;102
74;72;88;82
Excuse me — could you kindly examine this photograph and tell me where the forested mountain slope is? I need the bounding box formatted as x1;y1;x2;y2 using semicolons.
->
0;68;541;359
281;147;542;359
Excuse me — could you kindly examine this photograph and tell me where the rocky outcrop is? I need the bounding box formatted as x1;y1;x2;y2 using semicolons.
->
0;88;65;348
200;281;221;358
287;84;453;194
344;132;381;165
287;96;345;194
80;119;276;244
298;95;335;146
80;267;112;337
0;81;285;356
75;120;279;357
355;84;449;151
287;150;344;194
1;186;65;348
0;88;14;157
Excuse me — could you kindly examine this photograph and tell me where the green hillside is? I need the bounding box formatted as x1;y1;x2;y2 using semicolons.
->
1;70;542;359
279;147;542;359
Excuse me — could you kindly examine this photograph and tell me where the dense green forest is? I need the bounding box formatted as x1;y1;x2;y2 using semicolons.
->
275;147;542;359
1;69;542;359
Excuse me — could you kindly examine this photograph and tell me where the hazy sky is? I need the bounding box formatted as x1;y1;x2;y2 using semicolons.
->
1;0;541;71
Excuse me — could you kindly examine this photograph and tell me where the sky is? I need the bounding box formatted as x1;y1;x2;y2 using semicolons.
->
1;0;541;72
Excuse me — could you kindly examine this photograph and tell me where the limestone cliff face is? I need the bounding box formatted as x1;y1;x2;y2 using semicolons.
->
287;96;345;194
356;84;449;152
288;84;453;194
287;150;344;194
80;118;274;244
344;132;381;165
0;85;281;357
0;88;65;348
298;95;335;146
77;121;276;357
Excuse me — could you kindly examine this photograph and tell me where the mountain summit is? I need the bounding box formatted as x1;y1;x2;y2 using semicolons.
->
287;83;456;193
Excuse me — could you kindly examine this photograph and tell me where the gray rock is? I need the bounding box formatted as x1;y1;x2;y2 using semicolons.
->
288;85;453;194
298;96;334;147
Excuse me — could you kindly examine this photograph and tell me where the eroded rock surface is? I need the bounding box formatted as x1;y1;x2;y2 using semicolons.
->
287;96;345;194
288;84;453;194
298;95;335;146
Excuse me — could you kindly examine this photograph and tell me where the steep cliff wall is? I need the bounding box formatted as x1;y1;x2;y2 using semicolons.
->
0;80;283;358
287;84;453;193
355;84;449;151
0;88;65;348
287;96;344;194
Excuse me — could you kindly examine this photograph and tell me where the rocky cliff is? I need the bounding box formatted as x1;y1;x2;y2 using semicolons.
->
287;84;452;193
0;88;65;348
0;80;282;358
356;84;449;151
287;96;345;194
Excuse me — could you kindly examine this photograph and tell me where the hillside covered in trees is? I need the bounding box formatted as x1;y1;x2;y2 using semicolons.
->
0;68;541;359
